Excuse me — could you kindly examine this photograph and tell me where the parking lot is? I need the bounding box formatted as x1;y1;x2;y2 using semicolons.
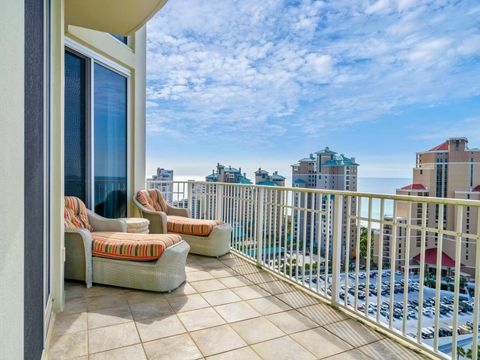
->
299;269;478;357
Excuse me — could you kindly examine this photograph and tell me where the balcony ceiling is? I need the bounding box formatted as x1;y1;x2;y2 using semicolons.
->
65;0;167;35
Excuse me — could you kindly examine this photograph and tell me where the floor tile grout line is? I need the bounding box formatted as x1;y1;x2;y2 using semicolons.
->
87;340;144;357
319;347;376;360
228;315;288;346
85;298;90;357
186;323;253;359
126;295;150;360
319;318;386;349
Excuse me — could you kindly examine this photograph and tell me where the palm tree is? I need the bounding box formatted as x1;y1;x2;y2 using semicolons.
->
359;226;374;265
457;346;465;360
465;345;480;359
445;276;453;291
424;273;435;289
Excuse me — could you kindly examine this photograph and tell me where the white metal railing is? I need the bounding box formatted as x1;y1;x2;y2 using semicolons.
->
145;179;480;360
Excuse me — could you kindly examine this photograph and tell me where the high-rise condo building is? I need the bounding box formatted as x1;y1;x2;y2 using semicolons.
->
147;168;174;202
206;163;252;184
291;148;359;261
292;147;358;191
255;169;286;239
374;138;480;274
255;168;286;186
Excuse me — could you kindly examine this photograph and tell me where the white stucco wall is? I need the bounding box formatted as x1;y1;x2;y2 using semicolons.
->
0;1;25;358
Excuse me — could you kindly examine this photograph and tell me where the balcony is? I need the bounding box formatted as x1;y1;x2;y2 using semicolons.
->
49;180;480;359
49;253;424;359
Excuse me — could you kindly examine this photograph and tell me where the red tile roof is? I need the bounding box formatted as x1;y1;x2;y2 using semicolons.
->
413;248;456;268
474;185;480;192
429;141;448;151
401;184;426;190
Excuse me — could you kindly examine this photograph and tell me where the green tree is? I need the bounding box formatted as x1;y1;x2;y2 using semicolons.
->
457;346;465;360
465;345;480;359
304;261;318;275
285;258;297;276
359;226;374;264
445;276;453;291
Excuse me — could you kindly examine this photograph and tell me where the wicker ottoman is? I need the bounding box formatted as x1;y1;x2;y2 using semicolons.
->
121;217;150;234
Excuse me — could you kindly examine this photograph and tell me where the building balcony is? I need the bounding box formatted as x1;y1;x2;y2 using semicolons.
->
47;180;480;359
49;252;424;359
140;180;480;360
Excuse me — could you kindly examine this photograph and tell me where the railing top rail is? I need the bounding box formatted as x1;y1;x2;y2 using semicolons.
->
145;179;480;208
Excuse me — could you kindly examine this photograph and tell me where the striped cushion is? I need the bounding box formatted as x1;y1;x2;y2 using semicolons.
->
148;189;168;213
136;190;156;211
64;196;93;231
91;232;183;261
167;216;222;236
136;190;168;213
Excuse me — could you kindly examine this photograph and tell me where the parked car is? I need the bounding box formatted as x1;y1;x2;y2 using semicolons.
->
422;308;433;317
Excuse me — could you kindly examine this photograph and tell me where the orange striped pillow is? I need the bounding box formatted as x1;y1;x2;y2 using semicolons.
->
148;189;169;213
64;196;93;231
136;190;156;211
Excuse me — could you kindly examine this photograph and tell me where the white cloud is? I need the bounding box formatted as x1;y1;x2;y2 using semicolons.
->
406;38;452;64
365;0;392;15
457;35;480;56
409;117;480;144
397;0;418;12
145;0;480;145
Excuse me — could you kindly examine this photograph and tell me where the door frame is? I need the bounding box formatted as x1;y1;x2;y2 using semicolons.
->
65;38;131;217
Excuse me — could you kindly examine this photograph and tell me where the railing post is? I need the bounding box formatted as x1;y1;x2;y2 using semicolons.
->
256;187;265;265
216;184;224;221
331;194;343;306
187;180;194;217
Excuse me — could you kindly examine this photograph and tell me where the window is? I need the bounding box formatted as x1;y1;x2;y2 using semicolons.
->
470;159;474;187
93;64;128;218
64;47;129;218
111;34;128;44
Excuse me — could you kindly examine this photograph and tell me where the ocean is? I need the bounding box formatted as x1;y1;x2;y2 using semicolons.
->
357;177;411;195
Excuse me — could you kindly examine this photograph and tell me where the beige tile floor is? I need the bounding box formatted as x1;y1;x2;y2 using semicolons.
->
48;253;427;360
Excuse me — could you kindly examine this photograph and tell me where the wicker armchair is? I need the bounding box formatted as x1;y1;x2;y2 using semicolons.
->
134;189;232;257
64;197;189;292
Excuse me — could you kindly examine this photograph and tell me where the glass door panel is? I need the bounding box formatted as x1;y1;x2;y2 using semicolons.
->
93;63;127;218
64;51;87;203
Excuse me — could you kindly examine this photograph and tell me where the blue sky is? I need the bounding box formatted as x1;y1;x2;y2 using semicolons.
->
145;0;480;182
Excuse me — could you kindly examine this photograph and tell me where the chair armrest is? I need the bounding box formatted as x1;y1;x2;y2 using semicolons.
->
167;205;191;218
133;197;168;234
87;210;127;232
64;228;93;288
142;210;168;234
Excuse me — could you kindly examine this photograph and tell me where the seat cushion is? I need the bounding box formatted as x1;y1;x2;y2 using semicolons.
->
91;232;183;261
136;189;168;213
64;196;93;231
167;216;222;236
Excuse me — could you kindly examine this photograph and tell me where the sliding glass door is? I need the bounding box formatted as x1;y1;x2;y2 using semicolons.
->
64;49;128;218
93;64;127;218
